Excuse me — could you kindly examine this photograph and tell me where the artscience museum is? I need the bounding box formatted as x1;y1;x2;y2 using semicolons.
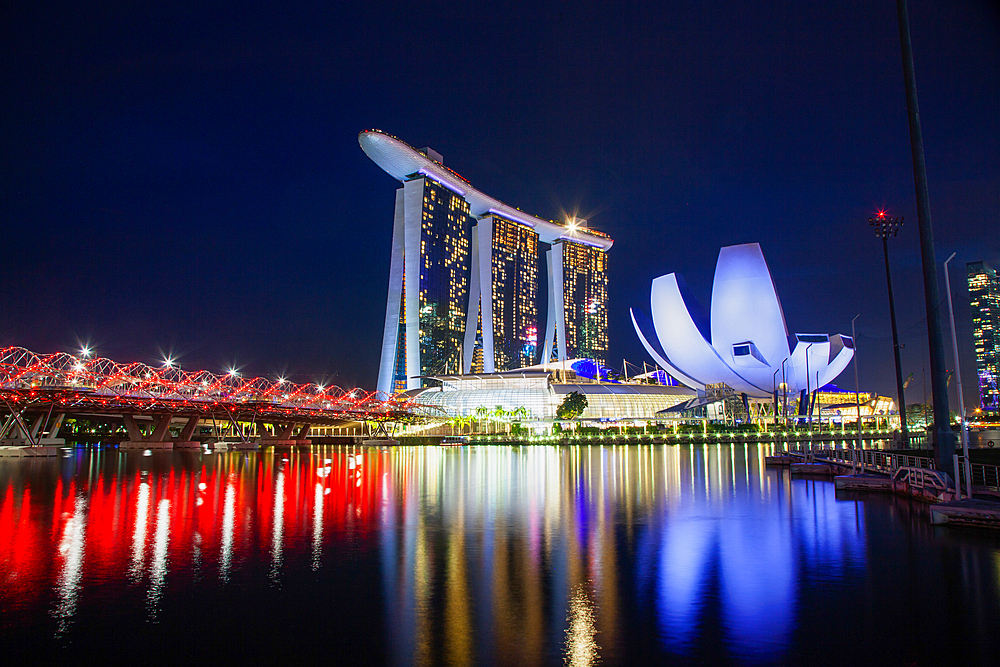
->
631;243;855;402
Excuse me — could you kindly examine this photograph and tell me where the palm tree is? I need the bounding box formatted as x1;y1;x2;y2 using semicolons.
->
475;406;489;434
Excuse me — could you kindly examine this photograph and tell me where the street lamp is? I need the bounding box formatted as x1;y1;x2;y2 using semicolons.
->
805;342;814;429
772;367;781;426
852;314;863;474
870;212;909;448
781;358;788;427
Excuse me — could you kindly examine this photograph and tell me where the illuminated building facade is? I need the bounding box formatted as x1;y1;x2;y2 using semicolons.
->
381;175;473;392
632;243;855;399
542;237;609;367
465;214;540;373
361;130;613;393
411;364;693;421
968;261;999;411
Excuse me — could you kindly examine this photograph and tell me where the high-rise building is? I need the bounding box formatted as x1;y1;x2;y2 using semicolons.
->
360;130;613;394
541;235;610;367
466;214;540;373
968;261;999;411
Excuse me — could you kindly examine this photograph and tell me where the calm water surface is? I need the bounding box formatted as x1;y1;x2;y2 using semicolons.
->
1;444;998;666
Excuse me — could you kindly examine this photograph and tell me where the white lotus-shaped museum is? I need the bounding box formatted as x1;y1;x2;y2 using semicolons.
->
631;243;854;399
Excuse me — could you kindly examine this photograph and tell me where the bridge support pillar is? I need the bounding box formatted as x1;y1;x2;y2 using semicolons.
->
260;422;311;447
28;414;45;440
120;413;179;450
171;416;202;447
122;414;144;442
37;412;66;446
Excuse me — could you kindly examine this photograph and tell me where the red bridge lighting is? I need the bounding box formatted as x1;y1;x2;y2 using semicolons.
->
0;347;419;423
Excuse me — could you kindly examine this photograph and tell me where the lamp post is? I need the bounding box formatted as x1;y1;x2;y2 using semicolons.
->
781;358;788;427
773;367;781;427
870;213;909;448
852;314;863;474
944;253;972;497
805;342;814;429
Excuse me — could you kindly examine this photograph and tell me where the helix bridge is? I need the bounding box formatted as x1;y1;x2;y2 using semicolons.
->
0;346;422;447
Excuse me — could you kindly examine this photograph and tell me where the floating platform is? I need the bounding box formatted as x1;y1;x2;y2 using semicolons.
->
930;499;1000;528
790;463;836;476
0;446;61;458
211;441;259;451
119;441;173;450
835;474;893;491
765;455;796;466
363;439;399;446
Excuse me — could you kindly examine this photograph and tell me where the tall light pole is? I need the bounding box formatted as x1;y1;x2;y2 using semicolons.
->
895;0;955;474
870;213;909;448
805;343;814;430
781;358;789;427
852;314;863;474
773;367;781;427
944;253;971;496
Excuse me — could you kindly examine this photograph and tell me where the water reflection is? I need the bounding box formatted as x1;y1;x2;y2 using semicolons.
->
270;464;285;583
129;480;149;579
219;477;235;582
147;499;170;619
565;584;599;667
0;445;998;665
52;494;86;636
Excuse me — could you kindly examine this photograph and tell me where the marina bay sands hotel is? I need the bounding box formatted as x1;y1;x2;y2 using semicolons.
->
360;130;613;394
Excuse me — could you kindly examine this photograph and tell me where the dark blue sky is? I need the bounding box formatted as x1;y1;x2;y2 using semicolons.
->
3;0;998;406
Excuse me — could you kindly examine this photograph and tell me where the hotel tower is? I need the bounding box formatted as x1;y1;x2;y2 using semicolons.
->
360;130;613;394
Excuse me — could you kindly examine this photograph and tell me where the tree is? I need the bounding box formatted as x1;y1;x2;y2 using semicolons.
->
493;405;508;434
475;406;489;433
556;391;588;420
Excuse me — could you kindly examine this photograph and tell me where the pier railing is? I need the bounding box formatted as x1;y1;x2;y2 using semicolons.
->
957;457;1000;491
784;445;935;475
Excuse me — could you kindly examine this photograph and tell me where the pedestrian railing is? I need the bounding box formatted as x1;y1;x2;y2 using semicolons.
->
957;457;1000;491
783;445;935;475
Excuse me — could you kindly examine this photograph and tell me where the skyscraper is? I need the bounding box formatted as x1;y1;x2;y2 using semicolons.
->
541;234;610;367
968;261;999;411
466;213;540;374
360;130;613;394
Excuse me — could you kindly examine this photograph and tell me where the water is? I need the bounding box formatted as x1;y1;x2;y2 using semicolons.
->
1;444;998;666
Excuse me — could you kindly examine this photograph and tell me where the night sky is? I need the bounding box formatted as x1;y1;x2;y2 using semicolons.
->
3;1;998;407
